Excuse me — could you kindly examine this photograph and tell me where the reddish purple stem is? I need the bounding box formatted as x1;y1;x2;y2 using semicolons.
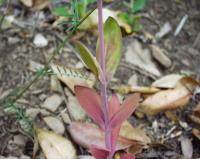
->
97;0;112;157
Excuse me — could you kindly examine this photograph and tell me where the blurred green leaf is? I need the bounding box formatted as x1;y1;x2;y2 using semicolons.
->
132;0;146;13
77;0;96;18
0;0;5;6
53;6;71;17
96;17;122;79
75;41;101;79
119;12;142;32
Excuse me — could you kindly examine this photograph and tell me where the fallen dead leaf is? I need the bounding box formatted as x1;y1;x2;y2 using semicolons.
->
36;128;76;159
125;40;161;77
189;102;200;125
150;45;172;68
51;64;95;93
152;74;183;89
179;76;199;92
192;128;200;140
139;84;192;115
120;121;151;144
165;111;179;122
112;85;160;94
128;75;138;86
194;102;200;114
189;115;200;125
79;8;131;33
20;0;33;7
67;122;144;153
20;0;49;10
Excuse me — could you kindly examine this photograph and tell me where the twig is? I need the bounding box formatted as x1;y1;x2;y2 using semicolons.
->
174;15;188;36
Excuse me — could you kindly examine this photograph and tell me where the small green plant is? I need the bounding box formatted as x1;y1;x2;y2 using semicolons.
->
0;0;6;6
53;0;96;30
121;0;147;32
124;0;147;13
73;0;140;158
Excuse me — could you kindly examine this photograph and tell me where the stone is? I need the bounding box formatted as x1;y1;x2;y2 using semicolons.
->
61;111;71;124
43;116;65;134
68;96;87;121
33;33;48;48
13;134;26;146
26;108;40;118
42;94;63;112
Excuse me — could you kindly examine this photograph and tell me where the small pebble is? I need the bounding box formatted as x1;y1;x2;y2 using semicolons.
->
33;33;48;48
43;116;65;134
42;94;63;112
68;96;87;121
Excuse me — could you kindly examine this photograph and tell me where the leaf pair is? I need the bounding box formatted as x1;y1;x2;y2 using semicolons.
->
74;86;140;130
75;17;122;82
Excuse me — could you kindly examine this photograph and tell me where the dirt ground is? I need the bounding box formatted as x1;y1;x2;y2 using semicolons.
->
0;0;200;158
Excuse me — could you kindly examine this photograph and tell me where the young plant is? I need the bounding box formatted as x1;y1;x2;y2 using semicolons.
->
120;0;147;32
74;0;140;158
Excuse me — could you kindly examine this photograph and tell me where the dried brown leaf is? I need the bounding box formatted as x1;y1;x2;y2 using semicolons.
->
179;76;199;92
67;122;144;152
36;128;76;159
125;40;161;77
112;85;160;94
20;0;48;10
120;121;151;144
152;74;183;89
51;64;95;93
140;85;191;115
192;128;200;140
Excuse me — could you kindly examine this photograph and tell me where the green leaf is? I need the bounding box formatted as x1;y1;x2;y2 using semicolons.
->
53;6;71;17
96;17;122;79
75;41;101;79
0;0;5;6
132;0;146;13
118;13;142;32
76;0;96;18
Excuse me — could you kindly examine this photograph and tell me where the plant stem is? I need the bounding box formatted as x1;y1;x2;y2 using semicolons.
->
97;0;112;156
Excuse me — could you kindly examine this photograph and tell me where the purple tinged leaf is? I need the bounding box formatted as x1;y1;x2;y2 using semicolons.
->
109;93;140;129
74;86;105;128
67;122;140;151
121;154;135;159
90;146;110;159
110;126;121;154
108;95;120;120
108;95;121;154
